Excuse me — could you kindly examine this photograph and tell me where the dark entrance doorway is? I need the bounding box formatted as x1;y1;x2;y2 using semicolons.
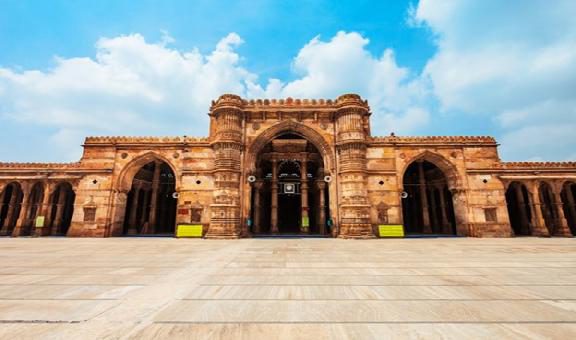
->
123;160;177;236
505;182;533;236
402;160;457;235
251;133;329;236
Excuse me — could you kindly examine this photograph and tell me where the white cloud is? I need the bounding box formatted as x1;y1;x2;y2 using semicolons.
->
249;31;430;135
0;31;428;161
0;33;256;159
413;0;576;160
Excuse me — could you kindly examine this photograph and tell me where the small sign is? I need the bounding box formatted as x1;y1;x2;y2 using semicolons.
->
176;224;203;238
35;216;45;228
302;216;309;227
378;224;404;237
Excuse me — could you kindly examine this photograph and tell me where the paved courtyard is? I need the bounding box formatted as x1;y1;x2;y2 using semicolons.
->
1;237;576;339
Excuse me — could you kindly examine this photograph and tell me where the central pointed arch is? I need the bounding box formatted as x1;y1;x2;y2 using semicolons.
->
246;121;335;174
110;152;180;237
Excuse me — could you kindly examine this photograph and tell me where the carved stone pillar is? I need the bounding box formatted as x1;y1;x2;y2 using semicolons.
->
270;159;279;234
300;160;309;233
0;187;5;219
35;183;52;236
437;185;450;234
565;184;576;230
428;187;439;233
528;182;549;237
253;181;263;234
12;184;30;237
207;94;243;238
0;187;6;231
1;187;19;235
127;185;141;235
417;161;432;233
335;94;373;238
316;181;326;235
553;183;572;237
51;186;68;235
514;184;531;235
144;161;162;234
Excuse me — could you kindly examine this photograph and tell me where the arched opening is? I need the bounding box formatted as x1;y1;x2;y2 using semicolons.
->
21;182;45;236
561;181;576;235
538;182;557;235
48;182;76;236
251;132;330;236
505;182;533;236
0;182;23;236
402;160;457;235
122;160;177;236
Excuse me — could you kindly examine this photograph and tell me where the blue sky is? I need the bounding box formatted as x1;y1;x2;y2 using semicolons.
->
1;0;575;162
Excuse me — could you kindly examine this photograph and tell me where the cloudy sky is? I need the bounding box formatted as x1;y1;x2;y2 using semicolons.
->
0;0;575;162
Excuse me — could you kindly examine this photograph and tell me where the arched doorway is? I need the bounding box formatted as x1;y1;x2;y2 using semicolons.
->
123;160;177;236
251;133;329;236
0;182;23;236
48;182;76;236
505;182;533;236
402;160;457;235
561;181;576;235
538;182;557;235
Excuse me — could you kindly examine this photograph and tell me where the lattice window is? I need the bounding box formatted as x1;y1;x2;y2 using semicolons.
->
484;208;497;223
83;207;96;222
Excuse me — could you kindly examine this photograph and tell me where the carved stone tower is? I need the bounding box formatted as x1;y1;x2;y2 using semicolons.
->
335;94;373;238
207;94;244;238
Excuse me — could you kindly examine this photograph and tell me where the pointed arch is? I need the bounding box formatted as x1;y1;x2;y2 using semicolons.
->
401;151;462;190
116;152;180;192
246;121;335;173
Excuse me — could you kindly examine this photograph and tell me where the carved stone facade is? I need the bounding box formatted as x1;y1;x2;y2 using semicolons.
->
1;94;575;238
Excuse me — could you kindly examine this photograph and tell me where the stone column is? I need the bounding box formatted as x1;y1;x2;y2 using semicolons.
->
145;161;162;234
139;189;150;230
1;188;19;235
564;184;576;229
417;161;432;233
514;184;530;235
12;184;30;237
428;187;439;233
316;181;326;235
335;94;373;238
553;183;572;237
127;185;141;235
207;95;243;238
51;186;67;235
253;181;263;234
0;188;6;229
36;183;52;236
270;159;279;234
438;185;450;234
528;182;549;237
300;160;309;233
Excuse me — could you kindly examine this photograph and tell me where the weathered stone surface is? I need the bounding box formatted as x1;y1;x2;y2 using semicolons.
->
0;94;575;238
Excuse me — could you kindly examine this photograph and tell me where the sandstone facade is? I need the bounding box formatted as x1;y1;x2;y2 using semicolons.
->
1;94;575;238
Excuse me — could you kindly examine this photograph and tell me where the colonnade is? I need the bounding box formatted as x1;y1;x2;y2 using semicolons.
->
0;182;75;237
506;181;575;237
252;158;327;235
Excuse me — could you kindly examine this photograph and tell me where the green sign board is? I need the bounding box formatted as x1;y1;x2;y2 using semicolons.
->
378;224;404;237
35;216;45;228
302;216;309;227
